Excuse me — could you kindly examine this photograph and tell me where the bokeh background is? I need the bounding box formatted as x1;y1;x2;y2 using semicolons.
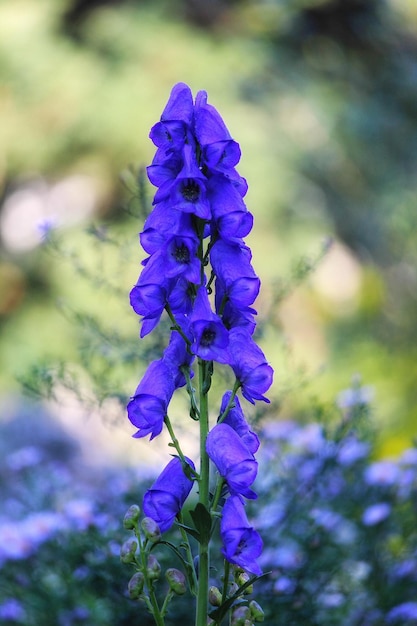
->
1;0;417;460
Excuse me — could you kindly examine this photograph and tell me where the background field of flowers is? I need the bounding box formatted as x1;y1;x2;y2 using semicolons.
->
1;0;417;624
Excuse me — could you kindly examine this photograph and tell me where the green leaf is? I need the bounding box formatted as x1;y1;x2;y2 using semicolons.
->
175;522;201;543
189;503;212;544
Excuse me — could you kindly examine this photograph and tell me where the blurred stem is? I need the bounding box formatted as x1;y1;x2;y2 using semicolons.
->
136;531;165;626
196;358;210;626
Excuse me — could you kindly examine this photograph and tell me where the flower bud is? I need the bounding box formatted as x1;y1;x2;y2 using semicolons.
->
147;554;161;580
231;605;252;626
123;504;141;530
209;586;222;607
141;517;161;542
120;538;138;564
165;568;187;595
229;582;239;596
236;571;253;594
249;601;264;622
128;572;145;599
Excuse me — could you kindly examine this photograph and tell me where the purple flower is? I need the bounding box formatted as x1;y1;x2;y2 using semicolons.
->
211;240;260;309
207;176;253;241
211;239;259;331
149;82;193;154
143;457;195;533
163;325;195;388
364;460;400;486
129;282;169;338
220;495;263;576
127;359;175;440
140;205;193;256
362;502;391;526
386;602;417;623
206;423;258;499
228;328;273;403
219;391;260;454
190;286;229;363
0;599;26;621
194;89;242;175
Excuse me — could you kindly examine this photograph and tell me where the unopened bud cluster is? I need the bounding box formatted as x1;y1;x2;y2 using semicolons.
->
121;503;187;608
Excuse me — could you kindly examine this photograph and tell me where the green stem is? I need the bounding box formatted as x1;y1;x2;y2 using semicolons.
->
165;303;192;347
195;358;211;626
164;415;199;480
136;533;165;626
178;512;199;596
217;380;241;424
211;477;225;515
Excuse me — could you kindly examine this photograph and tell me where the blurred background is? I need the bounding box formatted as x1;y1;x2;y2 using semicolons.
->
1;0;417;460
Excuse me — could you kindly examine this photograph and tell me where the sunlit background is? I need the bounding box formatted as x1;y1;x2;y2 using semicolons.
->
1;0;417;463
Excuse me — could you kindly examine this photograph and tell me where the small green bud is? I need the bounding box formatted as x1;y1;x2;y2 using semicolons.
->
128;571;145;599
120;538;138;564
141;517;161;542
249;601;264;622
236;571;253;594
165;568;187;595
209;586;222;607
147;554;161;580
123;504;141;530
229;582;239;596
231;606;251;626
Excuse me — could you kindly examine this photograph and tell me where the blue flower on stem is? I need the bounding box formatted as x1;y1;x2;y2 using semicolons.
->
190;286;229;363
127;359;175;440
228;328;274;403
206;423;258;500
220;495;263;576
143;457;195;533
127;82;273;625
219;391;260;455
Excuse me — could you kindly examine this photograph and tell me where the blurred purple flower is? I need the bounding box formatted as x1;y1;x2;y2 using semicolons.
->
362;502;391;526
0;598;26;621
364;461;400;486
386;602;417;623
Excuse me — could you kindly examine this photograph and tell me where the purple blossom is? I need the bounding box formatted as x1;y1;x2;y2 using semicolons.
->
190;286;229;363
143;457;195;533
127;359;175;440
129;282;170;338
163;325;195;389
219;391;260;454
362;502;391;526
206;423;258;499
207;176;253;240
211;239;260;325
386;602;417;623
220;495;263;576
228;328;273;403
364;460;400;487
0;599;26;621
149;82;193;154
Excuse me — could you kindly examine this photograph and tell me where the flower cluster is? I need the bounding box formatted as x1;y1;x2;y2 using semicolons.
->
127;83;273;608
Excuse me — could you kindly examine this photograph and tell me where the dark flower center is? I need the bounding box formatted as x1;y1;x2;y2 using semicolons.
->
181;179;200;202
201;328;216;347
173;242;190;264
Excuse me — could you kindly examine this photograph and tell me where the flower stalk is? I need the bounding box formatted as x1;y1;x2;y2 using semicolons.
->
124;82;273;625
